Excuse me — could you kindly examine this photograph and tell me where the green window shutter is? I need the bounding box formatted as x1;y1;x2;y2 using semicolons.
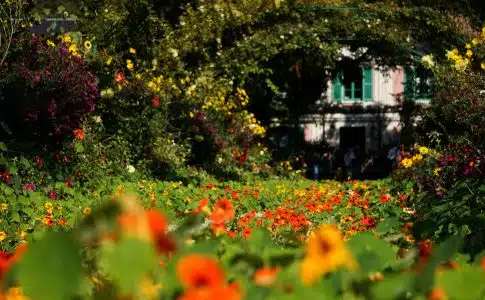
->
404;68;415;100
333;72;343;102
362;67;373;101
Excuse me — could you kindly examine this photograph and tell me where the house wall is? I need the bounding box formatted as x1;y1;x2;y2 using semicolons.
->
304;67;405;151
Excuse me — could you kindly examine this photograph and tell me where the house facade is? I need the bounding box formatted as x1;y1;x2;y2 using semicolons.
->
302;59;433;153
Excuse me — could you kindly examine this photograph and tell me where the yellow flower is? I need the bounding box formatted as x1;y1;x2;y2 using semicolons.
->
300;225;356;285
1;203;7;211
434;167;441;176
446;48;460;61
466;43;472;49
129;48;136;54
418;146;429;154
472;38;479;46
135;73;142;79
44;202;53;210
466;49;473;57
0;231;7;241
63;35;72;43
68;43;78;54
412;154;423;161
401;158;413;168
189;112;194;118
126;59;134;71
139;277;162;299
481;63;485;70
106;56;113;65
5;286;29;300
20;231;27;239
83;207;92;216
84;41;92;51
454;58;470;71
46;40;55;47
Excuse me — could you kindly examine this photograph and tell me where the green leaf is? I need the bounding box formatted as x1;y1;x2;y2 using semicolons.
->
0;142;6;151
438;268;485;299
103;238;156;294
20;158;30;168
371;274;414;300
348;232;395;274
18;195;30;206
17;232;84;300
375;217;399;234
11;212;20;222
8;165;17;175
414;236;462;293
248;228;272;253
75;142;85;153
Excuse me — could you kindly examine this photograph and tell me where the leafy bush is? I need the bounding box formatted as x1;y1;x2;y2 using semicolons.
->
393;144;485;246
0;34;99;146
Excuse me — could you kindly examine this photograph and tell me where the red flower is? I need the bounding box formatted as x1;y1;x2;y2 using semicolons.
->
152;96;160;108
114;72;126;84
35;156;43;167
73;129;85;140
380;195;390;203
419;240;433;263
65;178;72;188
361;216;376;228
242;228;252;239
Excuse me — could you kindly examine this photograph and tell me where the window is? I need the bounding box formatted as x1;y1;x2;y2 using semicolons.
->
404;66;433;101
333;66;373;102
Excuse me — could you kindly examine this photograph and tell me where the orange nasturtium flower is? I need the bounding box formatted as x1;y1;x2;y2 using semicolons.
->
177;254;225;288
118;198;176;255
300;225;356;285
428;287;448;300
73;129;85;140
178;284;241;300
0;244;28;287
253;267;281;287
210;198;235;224
176;254;242;300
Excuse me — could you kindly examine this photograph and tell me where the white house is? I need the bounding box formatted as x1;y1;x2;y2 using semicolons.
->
301;48;433;153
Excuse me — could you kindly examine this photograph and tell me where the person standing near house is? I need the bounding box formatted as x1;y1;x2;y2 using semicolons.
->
351;146;363;180
344;147;355;179
387;144;400;175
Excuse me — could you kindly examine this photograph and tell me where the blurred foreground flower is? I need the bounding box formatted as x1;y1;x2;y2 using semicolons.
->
177;254;241;300
300;225;356;285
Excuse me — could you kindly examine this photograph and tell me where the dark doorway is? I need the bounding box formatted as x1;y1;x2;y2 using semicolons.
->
340;126;366;152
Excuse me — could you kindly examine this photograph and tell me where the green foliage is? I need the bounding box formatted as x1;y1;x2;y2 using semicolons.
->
17;232;84;300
